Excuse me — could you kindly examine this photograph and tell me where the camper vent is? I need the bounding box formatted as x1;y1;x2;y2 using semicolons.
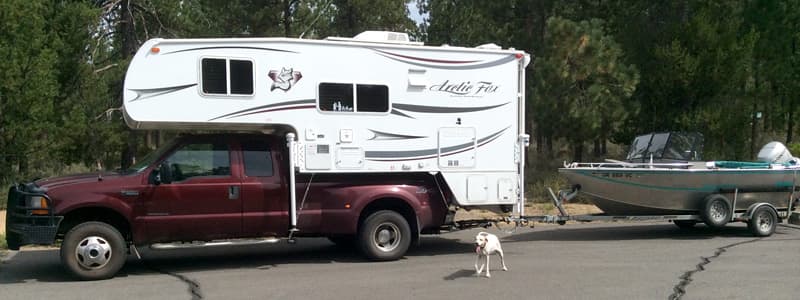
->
326;31;423;46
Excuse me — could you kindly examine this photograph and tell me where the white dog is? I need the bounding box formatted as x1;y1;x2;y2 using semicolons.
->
474;231;508;278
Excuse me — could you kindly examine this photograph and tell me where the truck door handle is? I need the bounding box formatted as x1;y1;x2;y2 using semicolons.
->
228;186;240;200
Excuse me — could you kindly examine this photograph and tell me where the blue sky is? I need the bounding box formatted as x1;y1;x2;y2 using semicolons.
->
406;1;426;25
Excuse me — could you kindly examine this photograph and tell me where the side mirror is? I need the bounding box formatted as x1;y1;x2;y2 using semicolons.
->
150;163;173;185
160;163;173;184
150;168;161;185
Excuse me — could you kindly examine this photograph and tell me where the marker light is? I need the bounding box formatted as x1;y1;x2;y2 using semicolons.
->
150;47;160;54
27;196;49;215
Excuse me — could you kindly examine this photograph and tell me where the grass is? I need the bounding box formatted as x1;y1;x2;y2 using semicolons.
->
0;233;6;250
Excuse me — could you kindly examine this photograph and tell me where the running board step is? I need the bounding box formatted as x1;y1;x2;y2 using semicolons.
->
150;237;281;250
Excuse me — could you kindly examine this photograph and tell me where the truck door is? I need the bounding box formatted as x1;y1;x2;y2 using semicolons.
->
239;139;288;237
147;139;242;241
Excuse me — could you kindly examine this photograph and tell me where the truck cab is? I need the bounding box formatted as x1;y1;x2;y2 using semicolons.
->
6;133;449;280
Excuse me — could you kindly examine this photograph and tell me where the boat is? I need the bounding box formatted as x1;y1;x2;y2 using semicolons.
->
558;132;798;223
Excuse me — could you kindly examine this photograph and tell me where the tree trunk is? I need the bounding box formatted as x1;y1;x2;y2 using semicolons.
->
602;138;607;155
282;0;294;37
119;1;140;169
572;142;583;162
788;107;795;144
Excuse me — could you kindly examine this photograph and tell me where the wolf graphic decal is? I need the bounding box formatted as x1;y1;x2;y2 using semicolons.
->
268;68;303;92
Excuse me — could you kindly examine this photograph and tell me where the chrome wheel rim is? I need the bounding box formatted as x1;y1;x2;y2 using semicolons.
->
75;236;113;270
710;201;727;222
373;222;401;252
756;211;773;232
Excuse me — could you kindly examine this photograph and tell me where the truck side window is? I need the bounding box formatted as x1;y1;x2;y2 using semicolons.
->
165;142;230;181
241;140;273;177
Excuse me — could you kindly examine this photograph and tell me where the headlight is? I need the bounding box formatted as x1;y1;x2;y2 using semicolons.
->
26;196;50;215
26;196;48;209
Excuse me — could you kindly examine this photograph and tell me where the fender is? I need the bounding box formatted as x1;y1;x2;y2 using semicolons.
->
745;202;778;220
350;186;425;213
55;195;135;228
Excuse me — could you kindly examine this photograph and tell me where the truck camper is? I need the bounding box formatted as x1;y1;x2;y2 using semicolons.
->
123;31;532;225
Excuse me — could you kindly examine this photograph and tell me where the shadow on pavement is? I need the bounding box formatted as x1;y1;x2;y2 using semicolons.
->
0;249;73;283
503;223;754;243
0;235;473;284
443;269;477;280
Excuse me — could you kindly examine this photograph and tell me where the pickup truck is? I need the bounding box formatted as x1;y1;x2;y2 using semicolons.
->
5;133;451;280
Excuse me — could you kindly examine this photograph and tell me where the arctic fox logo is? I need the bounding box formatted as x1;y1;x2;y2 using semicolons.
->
268;68;302;91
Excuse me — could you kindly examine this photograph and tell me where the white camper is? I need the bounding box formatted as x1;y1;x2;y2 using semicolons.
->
123;31;530;218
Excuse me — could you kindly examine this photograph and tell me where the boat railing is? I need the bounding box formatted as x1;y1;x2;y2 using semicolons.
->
563;161;693;169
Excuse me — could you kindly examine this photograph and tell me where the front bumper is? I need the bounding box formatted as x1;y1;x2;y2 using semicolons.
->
5;184;63;250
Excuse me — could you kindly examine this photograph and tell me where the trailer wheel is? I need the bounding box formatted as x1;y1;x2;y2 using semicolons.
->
748;206;777;237
673;220;697;229
702;194;731;229
60;222;127;280
357;210;411;261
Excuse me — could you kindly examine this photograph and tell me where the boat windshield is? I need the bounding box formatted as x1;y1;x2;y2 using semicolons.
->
626;132;703;162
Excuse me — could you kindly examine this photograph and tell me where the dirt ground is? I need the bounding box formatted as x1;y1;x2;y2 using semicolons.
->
455;203;602;221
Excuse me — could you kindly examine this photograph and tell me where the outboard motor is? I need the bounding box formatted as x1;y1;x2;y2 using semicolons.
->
757;142;797;164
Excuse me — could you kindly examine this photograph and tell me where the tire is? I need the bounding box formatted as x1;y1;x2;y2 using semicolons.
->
357;210;411;261
673;220;697;229
702;194;731;229
60;222;127;280
748;206;777;237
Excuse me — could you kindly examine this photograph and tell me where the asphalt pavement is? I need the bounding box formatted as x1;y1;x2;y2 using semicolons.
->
1;221;799;300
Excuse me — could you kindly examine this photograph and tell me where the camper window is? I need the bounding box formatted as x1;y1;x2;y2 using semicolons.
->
201;58;227;94
319;83;354;112
230;60;254;94
318;83;389;113
200;58;254;96
356;84;389;112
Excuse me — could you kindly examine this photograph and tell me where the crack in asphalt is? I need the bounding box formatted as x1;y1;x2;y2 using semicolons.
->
668;238;761;300
145;263;203;299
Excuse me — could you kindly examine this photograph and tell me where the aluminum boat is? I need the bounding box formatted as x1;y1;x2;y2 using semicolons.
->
559;132;799;216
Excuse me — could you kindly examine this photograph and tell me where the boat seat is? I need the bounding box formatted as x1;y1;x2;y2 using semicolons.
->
712;161;772;169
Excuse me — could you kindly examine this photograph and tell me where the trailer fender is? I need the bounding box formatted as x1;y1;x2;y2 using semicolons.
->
745;202;779;221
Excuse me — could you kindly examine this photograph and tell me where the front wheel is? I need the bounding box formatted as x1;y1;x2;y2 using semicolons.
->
357;210;411;261
748;206;777;237
702;194;731;229
60;222;127;280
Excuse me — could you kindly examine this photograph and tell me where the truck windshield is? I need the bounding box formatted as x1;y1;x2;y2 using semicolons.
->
123;139;178;174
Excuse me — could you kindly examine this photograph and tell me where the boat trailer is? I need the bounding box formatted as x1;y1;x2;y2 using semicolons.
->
500;187;797;237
